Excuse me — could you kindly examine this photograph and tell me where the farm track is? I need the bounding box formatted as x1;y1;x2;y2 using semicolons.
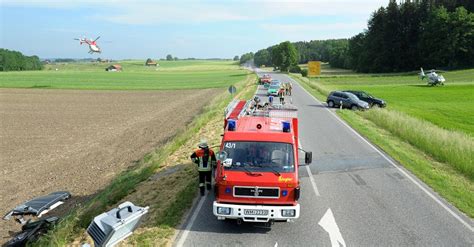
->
0;88;221;243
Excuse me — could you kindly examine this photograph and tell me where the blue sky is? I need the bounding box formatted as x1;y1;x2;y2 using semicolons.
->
0;0;385;59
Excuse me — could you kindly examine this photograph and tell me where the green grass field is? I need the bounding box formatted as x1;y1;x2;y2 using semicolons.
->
312;68;474;135
0;60;248;90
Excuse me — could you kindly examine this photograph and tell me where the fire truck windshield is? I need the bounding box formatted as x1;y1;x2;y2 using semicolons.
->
223;141;294;172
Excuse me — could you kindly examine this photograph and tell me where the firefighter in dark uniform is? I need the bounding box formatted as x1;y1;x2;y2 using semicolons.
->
190;139;216;196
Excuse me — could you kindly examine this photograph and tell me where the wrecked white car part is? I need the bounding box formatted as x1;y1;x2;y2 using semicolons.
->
3;191;71;224
87;201;149;247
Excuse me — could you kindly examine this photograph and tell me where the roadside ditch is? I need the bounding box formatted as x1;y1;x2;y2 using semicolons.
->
33;71;257;246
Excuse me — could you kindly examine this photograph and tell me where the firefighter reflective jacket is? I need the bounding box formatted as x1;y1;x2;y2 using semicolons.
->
190;148;216;172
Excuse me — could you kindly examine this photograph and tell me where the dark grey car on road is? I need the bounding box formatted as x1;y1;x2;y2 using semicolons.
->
326;91;370;110
343;90;386;108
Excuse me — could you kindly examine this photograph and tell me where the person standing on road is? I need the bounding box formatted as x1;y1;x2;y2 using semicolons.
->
278;86;285;104
190;139;216;196
288;82;293;96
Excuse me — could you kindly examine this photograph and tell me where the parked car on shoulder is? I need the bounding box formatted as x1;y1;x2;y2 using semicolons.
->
326;91;369;110
343;90;386;107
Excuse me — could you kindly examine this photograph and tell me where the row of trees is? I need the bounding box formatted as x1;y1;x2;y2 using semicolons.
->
245;0;473;73
349;0;474;72
0;49;43;71
270;41;299;72
251;41;300;72
253;39;349;69
239;52;254;65
166;54;179;61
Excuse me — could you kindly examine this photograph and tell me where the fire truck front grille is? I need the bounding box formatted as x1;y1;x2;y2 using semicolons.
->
233;186;280;198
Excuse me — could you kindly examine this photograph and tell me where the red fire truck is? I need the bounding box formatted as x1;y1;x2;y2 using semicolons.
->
259;74;272;85
213;100;312;225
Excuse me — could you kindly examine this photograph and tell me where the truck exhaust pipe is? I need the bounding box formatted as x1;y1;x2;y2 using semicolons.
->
236;218;243;225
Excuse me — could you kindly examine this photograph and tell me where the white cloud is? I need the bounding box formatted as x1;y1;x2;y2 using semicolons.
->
1;0;104;8
258;0;384;16
259;22;368;42
93;3;252;24
260;22;367;33
3;0;385;24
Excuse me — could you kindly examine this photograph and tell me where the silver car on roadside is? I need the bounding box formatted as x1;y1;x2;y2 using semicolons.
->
326;91;370;110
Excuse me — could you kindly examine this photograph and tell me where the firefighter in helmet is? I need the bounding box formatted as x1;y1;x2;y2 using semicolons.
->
278;85;285;104
190;139;216;196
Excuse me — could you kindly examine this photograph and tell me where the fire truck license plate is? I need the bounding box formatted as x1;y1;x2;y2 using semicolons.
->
244;209;268;216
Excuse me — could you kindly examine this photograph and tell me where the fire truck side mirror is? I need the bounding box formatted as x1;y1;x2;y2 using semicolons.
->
217;151;228;162
305;152;312;165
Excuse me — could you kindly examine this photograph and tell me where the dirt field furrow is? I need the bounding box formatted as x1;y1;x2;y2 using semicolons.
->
0;88;221;243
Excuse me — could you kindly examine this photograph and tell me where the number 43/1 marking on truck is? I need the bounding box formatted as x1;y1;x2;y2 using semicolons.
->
225;143;236;149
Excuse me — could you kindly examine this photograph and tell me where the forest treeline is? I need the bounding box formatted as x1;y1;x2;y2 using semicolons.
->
0;49;43;71
243;0;474;73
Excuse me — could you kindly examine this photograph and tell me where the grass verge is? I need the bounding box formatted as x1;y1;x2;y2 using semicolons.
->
289;73;329;101
292;74;474;218
34;70;257;246
338;110;474;217
359;108;473;179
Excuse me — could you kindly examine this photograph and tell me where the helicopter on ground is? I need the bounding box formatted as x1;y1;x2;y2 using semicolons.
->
419;67;446;86
74;36;101;54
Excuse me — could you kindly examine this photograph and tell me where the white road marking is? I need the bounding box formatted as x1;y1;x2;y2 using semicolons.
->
274;242;278;247
298;141;320;197
175;78;262;247
305;165;320;197
319;208;346;247
176;193;207;247
295;78;474;232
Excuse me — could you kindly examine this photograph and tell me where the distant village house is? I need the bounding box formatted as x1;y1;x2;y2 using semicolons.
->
105;64;122;72
145;58;159;66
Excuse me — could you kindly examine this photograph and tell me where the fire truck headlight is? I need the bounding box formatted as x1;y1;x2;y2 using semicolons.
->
217;207;231;215
281;209;296;217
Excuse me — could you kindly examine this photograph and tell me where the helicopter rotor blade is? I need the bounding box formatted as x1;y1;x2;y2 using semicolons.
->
94;36;101;42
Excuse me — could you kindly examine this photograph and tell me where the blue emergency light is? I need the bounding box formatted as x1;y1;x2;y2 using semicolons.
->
225;187;232;194
282;121;291;132
228;119;236;131
282;190;288;196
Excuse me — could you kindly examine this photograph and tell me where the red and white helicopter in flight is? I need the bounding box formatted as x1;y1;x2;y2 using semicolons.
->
74;36;101;54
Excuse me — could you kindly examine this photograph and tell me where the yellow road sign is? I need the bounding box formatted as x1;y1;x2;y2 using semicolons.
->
308;61;321;77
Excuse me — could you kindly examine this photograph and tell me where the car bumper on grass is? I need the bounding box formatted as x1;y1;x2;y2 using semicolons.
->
213;201;300;222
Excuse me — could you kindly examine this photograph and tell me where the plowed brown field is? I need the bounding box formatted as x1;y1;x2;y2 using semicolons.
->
0;88;220;243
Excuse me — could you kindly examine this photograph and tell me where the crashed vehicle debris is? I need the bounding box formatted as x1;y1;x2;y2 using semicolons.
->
3;191;71;224
87;201;149;247
3;191;71;246
5;216;60;247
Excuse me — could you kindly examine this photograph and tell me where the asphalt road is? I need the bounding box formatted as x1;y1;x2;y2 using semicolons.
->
174;70;473;246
